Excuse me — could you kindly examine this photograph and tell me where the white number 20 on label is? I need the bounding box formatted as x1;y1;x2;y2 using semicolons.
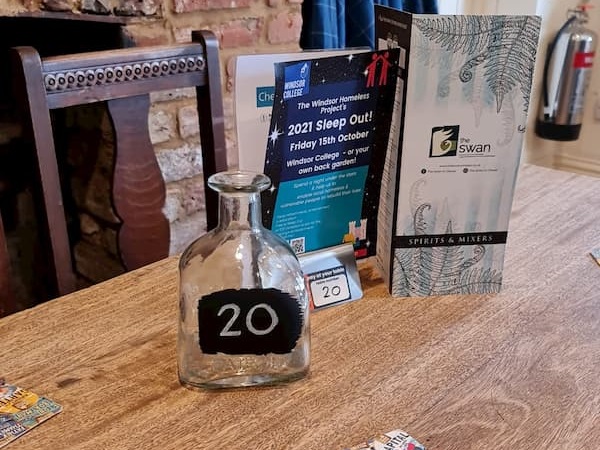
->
310;274;351;308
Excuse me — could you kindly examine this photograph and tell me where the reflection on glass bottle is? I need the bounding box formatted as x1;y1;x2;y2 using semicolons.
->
177;171;310;389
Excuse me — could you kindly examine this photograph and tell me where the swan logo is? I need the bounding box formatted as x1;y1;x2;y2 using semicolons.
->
430;125;459;157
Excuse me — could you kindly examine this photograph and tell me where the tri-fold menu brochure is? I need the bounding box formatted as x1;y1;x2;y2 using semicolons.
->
374;6;541;296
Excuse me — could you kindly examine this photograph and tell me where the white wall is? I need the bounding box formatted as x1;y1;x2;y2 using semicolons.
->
438;0;460;14
526;1;600;176
438;0;600;177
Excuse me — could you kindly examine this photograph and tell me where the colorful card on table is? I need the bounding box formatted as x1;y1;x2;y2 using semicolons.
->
343;428;425;450
0;381;62;448
590;248;600;268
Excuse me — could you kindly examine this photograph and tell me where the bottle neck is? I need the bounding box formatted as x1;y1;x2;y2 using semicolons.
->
218;191;263;230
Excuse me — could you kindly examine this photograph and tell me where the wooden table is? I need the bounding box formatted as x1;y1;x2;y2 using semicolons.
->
1;163;599;449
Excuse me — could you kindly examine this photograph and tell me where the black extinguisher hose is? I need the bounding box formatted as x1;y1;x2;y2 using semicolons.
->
542;15;578;110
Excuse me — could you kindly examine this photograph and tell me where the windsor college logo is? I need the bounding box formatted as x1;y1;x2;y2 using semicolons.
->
429;125;459;157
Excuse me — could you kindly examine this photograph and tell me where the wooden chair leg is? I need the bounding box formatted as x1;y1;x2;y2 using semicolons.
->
0;214;18;317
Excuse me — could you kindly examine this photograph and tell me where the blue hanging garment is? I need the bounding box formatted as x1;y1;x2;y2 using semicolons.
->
300;0;438;50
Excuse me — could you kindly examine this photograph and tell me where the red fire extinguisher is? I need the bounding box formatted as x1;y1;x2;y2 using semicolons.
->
535;2;597;141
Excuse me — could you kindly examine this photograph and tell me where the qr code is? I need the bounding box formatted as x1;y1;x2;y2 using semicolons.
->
290;237;305;254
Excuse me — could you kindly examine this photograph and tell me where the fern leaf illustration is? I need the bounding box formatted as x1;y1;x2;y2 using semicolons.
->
483;16;541;112
409;179;427;217
427;222;464;295
459;268;503;294
497;95;516;146
461;245;485;270
438;64;464;98
520;64;535;112
412;32;437;68
416;15;541;113
415;16;502;55
459;51;488;83
391;192;507;297
393;248;429;296
402;203;433;295
413;248;435;295
393;249;412;295
413;203;431;235
469;66;485;126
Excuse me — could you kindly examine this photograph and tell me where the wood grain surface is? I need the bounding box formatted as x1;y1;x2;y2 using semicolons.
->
1;163;599;450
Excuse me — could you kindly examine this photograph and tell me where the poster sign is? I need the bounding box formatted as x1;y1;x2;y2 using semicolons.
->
234;49;368;174
262;50;400;257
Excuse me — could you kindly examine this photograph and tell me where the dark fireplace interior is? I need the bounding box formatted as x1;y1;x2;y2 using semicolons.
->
0;14;129;308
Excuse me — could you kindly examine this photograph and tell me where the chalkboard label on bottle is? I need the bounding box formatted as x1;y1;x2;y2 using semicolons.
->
197;288;304;355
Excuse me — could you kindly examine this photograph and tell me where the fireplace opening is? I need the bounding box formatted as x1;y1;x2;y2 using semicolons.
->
0;13;130;308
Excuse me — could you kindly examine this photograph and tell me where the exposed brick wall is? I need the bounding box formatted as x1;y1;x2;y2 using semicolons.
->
157;2;303;254
1;0;303;284
143;1;302;255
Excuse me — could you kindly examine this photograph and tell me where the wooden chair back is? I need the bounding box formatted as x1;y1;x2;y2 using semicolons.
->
0;215;17;316
8;30;227;303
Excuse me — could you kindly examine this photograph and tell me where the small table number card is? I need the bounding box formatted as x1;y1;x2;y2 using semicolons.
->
299;243;363;310
308;265;352;308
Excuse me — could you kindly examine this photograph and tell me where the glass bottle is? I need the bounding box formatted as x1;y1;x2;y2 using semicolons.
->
177;170;310;389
